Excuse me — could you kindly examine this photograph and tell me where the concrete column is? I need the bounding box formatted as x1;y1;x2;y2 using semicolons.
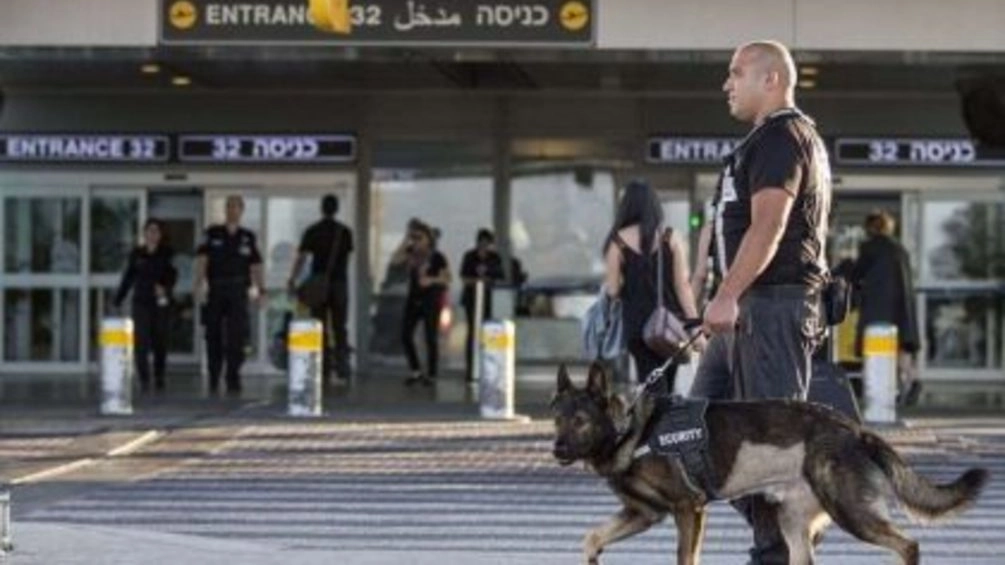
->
492;96;513;283
354;98;374;371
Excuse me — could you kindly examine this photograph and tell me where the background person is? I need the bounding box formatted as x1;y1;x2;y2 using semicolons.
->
603;180;702;396
287;194;354;384
852;210;922;405
392;221;451;387
114;218;177;393
459;228;505;382
195;195;265;396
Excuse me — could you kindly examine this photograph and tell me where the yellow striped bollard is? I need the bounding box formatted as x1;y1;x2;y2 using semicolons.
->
288;319;323;417
863;323;898;424
99;317;134;416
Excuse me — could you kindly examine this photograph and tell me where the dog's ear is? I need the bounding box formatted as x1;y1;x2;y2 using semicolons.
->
557;364;573;394
586;362;611;400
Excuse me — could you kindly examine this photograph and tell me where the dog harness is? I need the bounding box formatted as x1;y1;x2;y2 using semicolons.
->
633;395;719;501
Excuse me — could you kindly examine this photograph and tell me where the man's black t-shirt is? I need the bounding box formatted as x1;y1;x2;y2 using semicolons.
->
460;249;504;307
298;218;354;282
715;109;831;288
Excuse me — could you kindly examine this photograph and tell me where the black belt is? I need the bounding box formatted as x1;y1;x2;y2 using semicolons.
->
746;284;819;299
209;278;249;287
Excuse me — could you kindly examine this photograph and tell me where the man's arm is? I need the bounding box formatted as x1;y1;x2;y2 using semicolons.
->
716;188;794;301
690;223;712;302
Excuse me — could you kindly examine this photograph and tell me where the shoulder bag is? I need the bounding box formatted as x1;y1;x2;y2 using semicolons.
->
642;229;690;357
297;225;343;309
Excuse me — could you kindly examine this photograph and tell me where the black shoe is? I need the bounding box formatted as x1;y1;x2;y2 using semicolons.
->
420;375;436;388
404;372;424;387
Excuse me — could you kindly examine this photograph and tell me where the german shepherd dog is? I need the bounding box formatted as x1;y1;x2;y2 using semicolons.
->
551;362;989;565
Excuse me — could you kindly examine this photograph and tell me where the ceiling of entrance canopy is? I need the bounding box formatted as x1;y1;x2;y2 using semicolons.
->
0;46;1001;93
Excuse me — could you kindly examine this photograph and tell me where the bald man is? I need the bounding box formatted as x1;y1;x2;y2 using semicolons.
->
699;40;832;564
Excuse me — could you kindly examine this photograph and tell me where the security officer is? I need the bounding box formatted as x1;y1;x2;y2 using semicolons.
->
195;195;265;395
113;218;177;393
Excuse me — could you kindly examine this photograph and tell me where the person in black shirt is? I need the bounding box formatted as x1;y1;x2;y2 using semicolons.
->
392;221;451;386
195;195;265;396
287;194;354;383
114;218;177;393
459;229;505;382
703;40;832;565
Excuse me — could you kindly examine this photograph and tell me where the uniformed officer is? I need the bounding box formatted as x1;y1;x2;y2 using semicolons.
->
195;195;265;395
113;218;177;393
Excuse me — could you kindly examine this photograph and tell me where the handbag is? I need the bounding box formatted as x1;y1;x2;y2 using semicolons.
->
642;229;690;358
582;288;624;360
296;225;343;309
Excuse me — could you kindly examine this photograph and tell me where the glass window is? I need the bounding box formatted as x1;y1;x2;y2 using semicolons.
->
4;288;81;361
4;197;82;274
925;293;1003;370
922;201;1004;281
511;170;615;281
90;196;140;273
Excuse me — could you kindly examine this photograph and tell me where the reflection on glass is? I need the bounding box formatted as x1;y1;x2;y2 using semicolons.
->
923;201;1004;281
925;294;1003;370
4;198;82;273
91;197;139;273
511;170;615;280
265;198;321;289
369;174;492;357
4;288;80;361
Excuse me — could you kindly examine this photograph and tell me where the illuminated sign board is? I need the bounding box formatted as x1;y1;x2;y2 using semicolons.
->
0;135;169;163
160;0;594;46
178;134;356;163
835;138;1005;167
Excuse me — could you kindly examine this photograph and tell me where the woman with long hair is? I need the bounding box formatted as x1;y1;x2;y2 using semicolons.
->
603;180;702;394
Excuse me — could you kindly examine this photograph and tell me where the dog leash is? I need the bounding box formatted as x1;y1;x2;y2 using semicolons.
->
626;320;705;413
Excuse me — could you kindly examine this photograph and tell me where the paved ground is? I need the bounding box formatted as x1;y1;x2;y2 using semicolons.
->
2;401;1004;564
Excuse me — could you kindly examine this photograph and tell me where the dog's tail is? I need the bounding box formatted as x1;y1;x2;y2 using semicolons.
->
860;430;989;522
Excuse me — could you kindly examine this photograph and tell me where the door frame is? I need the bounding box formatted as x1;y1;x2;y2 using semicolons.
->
0;171;356;377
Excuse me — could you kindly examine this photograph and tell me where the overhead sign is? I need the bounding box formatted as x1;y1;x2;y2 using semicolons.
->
178;134;356;163
835;138;1005;167
646;137;742;164
160;0;594;46
0;134;169;163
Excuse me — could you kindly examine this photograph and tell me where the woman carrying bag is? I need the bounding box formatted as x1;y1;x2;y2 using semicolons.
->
603;180;703;396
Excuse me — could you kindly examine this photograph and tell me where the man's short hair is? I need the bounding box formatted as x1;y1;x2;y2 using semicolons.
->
321;194;339;217
740;40;796;90
476;228;494;244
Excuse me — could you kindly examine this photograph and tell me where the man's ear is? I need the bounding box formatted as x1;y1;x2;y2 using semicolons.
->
557;364;573;394
586;362;611;400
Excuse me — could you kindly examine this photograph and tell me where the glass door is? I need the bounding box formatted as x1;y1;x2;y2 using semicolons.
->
204;187;352;373
1;189;87;370
148;191;202;363
906;192;1005;381
88;188;146;365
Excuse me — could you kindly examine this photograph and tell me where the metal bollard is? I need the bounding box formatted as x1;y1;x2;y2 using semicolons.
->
1;488;11;553
480;319;516;420
288;318;323;417
99;317;134;416
863;323;898;424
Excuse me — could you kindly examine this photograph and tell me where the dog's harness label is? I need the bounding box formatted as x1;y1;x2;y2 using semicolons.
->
635;396;718;501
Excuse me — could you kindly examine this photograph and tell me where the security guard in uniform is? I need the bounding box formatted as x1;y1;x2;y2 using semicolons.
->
195;195;265;395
